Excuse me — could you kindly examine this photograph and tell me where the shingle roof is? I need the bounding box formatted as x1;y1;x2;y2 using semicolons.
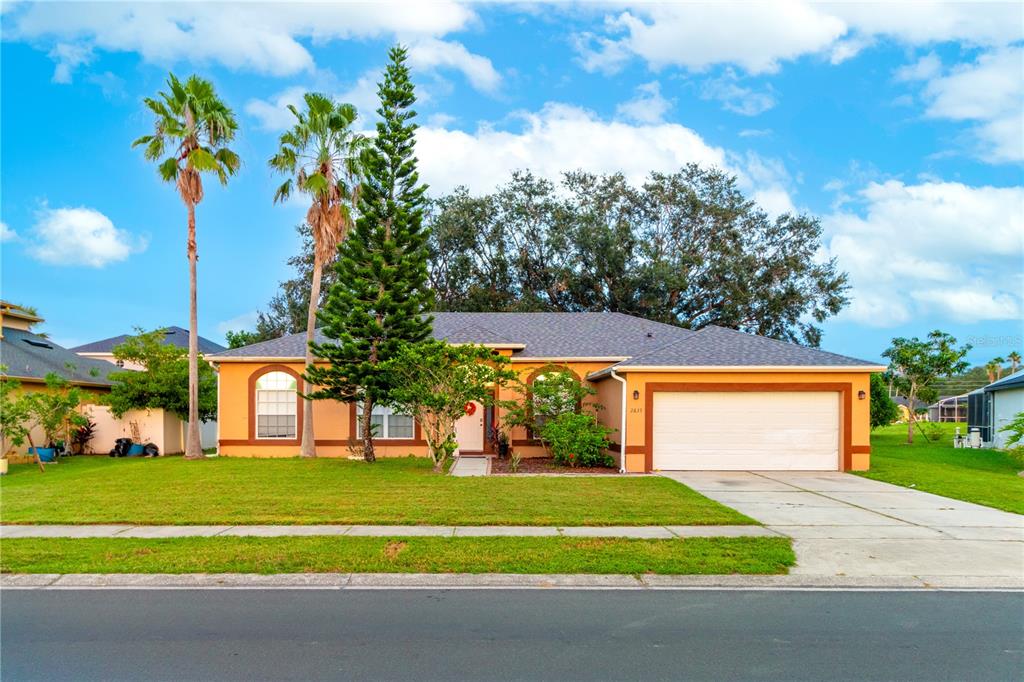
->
211;312;878;369
985;369;1024;393
70;326;226;355
613;325;880;368
1;328;119;386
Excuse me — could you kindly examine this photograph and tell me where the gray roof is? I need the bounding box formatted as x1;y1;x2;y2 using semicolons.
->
1;327;119;386
70;326;226;355
614;325;879;368
985;369;1024;393
211;312;878;369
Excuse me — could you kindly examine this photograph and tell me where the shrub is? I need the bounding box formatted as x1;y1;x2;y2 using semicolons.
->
869;373;899;429
539;412;614;468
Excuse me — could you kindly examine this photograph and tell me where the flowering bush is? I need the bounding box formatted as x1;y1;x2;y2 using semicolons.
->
539;412;614;468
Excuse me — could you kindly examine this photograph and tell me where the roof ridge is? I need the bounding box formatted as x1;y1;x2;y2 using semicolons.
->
700;324;878;364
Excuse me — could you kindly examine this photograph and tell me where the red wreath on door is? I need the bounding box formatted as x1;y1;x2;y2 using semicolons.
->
464;401;477;416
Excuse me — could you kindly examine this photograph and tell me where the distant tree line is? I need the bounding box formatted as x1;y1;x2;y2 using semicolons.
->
229;164;850;349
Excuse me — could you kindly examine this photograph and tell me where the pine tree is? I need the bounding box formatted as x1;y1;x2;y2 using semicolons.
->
307;45;433;462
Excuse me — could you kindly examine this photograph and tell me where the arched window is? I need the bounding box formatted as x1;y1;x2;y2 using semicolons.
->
530;369;582;431
255;371;297;439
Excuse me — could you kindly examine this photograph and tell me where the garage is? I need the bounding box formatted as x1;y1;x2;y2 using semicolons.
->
651;391;840;471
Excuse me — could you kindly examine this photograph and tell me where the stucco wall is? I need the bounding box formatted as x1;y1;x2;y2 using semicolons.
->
215;360;874;471
992;387;1023;449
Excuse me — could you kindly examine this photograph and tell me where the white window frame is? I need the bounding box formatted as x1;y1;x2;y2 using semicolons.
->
255;371;298;440
356;403;415;440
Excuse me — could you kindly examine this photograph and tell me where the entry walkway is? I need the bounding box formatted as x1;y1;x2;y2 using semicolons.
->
0;524;772;539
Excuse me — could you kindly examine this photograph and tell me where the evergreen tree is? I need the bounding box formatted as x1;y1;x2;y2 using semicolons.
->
307;45;433;462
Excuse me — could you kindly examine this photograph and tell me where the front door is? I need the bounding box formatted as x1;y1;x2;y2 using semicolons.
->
454;400;485;452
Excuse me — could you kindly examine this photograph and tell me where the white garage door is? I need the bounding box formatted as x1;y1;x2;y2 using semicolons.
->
652;391;840;471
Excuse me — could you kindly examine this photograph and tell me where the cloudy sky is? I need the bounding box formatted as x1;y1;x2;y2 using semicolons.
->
1;1;1021;364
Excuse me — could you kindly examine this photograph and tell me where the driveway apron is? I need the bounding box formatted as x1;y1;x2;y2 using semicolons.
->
661;471;1024;580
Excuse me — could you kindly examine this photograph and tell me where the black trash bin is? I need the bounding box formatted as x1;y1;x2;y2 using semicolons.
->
143;443;160;457
110;438;133;457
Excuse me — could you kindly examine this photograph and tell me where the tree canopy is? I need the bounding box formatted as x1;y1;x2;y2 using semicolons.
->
307;45;434;462
107;329;218;422
428;167;848;346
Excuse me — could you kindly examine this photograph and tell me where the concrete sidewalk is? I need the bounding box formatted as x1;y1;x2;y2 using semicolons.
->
3;572;1021;590
0;524;775;539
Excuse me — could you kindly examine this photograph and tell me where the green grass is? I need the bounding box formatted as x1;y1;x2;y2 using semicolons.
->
0;536;794;575
859;422;1024;514
0;456;753;526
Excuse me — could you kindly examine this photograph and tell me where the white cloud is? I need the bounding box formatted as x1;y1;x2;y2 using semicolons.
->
615;81;672;124
577;3;845;75
245;86;308;132
217;310;259;336
917;47;1024;163
28;206;147;267
48;42;92;83
574;2;1022;74
7;1;478;80
415;102;728;195
700;69;776;116
893;52;942;82
0;221;16;242
415;102;798;221
823;180;1024;326
738;128;772;138
407;38;501;93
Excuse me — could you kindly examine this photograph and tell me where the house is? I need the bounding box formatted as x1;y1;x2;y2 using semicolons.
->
209;312;883;473
968;370;1024;448
927;394;968;423
0;302;214;455
71;326;226;370
70;326;223;449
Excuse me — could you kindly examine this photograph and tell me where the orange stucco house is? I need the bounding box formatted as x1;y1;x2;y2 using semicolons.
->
208;312;884;473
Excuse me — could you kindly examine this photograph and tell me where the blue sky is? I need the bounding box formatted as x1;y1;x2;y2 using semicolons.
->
1;1;1021;365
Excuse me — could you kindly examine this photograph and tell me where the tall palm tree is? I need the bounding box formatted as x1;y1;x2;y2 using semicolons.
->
269;93;366;458
1008;351;1021;374
133;73;240;460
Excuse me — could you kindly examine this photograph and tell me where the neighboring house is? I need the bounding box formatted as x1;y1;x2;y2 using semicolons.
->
209;312;883;473
927;394;968;423
70;326;226;370
71;326;224;449
893;396;929;423
0;303;212;455
968;370;1024;448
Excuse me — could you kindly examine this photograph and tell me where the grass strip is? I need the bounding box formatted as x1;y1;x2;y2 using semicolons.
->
0;536;794;575
0;456;754;526
857;423;1024;514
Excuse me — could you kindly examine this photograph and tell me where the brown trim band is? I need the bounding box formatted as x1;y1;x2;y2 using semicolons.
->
644;382;854;473
850;445;871;454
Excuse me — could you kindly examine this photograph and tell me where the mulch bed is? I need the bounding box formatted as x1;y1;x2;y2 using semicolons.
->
490;456;619;475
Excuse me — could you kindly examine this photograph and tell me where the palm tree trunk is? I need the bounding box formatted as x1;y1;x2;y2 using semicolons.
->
299;255;321;458
184;202;203;460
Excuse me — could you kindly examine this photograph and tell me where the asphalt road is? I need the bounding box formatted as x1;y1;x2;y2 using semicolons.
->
2;589;1022;681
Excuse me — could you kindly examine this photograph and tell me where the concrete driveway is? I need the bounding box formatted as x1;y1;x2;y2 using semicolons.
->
662;471;1024;583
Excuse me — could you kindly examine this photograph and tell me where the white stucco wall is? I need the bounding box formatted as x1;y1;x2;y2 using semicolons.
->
991;387;1024;449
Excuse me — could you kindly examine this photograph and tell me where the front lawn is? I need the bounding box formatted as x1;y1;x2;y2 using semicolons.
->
0;456;753;526
859;422;1024;514
0;536;794;575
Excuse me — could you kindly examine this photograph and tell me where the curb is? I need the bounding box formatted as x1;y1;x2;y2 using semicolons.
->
3;573;1021;591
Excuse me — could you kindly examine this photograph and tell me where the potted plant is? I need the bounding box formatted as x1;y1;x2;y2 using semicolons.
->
22;374;87;465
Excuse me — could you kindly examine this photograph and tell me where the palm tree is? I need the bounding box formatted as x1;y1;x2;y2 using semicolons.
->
269;93;367;458
992;356;1005;380
985;358;1004;383
133;73;240;460
1008;351;1021;374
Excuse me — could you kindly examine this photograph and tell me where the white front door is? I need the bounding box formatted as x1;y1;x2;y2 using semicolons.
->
454;401;485;452
652;391;840;470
